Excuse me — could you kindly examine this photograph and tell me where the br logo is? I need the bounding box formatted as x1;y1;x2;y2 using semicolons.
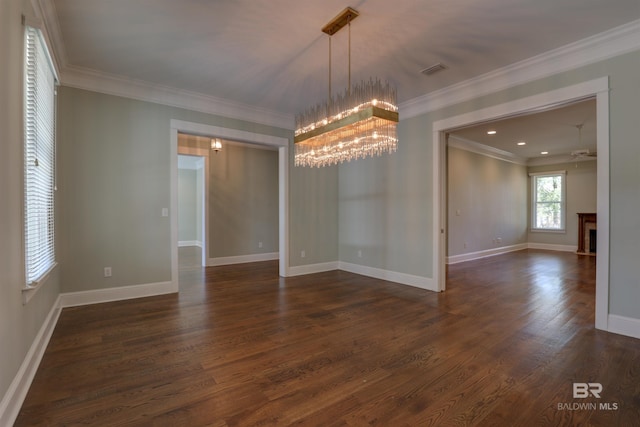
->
573;383;602;398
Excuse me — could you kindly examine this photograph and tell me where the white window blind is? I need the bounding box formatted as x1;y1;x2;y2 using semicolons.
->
24;24;57;286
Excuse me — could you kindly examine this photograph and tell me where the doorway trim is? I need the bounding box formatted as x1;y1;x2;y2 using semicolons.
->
170;119;290;291
432;76;610;331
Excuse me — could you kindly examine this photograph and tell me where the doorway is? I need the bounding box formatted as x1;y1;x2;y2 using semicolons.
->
432;77;610;331
169;120;290;292
178;154;207;269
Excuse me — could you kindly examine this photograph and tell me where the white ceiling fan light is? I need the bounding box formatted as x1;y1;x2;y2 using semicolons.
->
570;124;597;158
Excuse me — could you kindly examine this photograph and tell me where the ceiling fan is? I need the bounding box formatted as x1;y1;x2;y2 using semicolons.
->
570;124;597;158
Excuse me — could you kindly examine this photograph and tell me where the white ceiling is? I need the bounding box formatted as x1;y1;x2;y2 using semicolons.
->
45;0;640;119
449;98;597;163
40;0;640;159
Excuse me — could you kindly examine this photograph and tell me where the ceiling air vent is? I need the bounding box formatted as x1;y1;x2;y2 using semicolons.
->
421;63;447;76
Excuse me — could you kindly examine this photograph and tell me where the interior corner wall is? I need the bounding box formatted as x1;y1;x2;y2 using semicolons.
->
289;159;340;267
338;113;432;277
527;160;597;247
447;146;528;257
0;0;62;416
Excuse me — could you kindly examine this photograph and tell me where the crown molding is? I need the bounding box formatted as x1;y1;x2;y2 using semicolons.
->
526;154;596;167
36;1;294;130
61;65;295;130
448;135;527;165
448;135;598;167
34;0;66;75
38;0;638;130
400;19;640;119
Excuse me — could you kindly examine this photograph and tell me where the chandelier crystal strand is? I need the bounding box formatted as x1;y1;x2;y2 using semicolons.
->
294;7;398;168
294;78;398;167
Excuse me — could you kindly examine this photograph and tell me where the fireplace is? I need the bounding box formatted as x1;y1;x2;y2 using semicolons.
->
577;213;597;255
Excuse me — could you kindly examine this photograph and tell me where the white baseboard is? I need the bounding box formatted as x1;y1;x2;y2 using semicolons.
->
0;296;62;427
59;281;177;308
207;252;279;267
446;242;580;264
447;243;528;264
287;261;339;277
527;243;577;252
178;240;202;248
608;314;640;340
339;262;436;291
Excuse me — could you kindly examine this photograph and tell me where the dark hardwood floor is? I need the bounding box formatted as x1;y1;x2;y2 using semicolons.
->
15;249;640;426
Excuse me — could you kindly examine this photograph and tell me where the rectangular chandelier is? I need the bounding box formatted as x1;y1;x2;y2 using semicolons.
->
294;8;399;168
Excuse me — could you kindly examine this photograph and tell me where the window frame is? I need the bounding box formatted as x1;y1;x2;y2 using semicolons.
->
22;19;58;302
529;170;567;233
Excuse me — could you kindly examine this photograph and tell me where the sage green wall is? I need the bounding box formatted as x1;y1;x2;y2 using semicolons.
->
0;0;62;411
290;163;339;266
447;146;528;256
56;86;312;292
178;168;198;243
338;114;432;275
209;144;279;257
339;49;640;321
528;160;597;247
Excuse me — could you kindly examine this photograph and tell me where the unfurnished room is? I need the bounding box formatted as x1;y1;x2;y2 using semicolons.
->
2;1;640;425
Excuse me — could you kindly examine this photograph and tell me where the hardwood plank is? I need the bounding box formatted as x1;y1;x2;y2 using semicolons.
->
15;250;640;426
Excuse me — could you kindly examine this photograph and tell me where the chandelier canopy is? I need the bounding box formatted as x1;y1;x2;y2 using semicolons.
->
294;7;399;168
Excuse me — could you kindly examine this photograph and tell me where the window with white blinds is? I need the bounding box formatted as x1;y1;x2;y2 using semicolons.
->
24;24;57;286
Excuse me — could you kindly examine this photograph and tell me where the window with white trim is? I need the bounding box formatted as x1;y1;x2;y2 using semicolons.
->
530;171;566;232
24;23;57;287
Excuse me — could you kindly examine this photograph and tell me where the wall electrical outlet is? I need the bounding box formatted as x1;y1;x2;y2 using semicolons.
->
357;249;362;258
301;250;305;258
104;267;112;277
258;241;263;248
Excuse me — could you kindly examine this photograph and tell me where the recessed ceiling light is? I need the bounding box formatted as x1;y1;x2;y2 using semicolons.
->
541;151;549;155
517;141;526;146
487;130;497;135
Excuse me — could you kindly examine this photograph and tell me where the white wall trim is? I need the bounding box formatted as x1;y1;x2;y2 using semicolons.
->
608;315;640;340
178;240;202;248
527;243;577;253
171;120;290;148
447;244;528;264
0;296;62;427
287;262;340;277
401;19;640;119
594;88;610;331
207;252;279;267
58;281;175;308
447;243;580;264
60;66;294;130
448;135;527;165
339;262;436;292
